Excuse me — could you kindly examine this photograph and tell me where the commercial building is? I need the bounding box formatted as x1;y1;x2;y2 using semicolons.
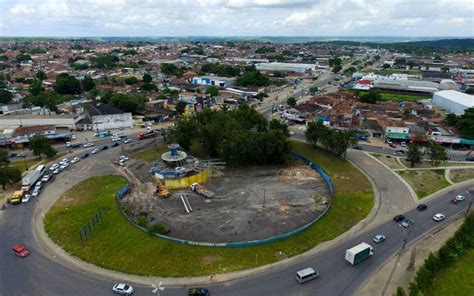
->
386;126;410;140
255;62;315;73
191;76;235;87
432;90;474;115
83;103;133;131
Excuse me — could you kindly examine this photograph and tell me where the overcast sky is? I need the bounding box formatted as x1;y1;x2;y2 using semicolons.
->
0;0;473;37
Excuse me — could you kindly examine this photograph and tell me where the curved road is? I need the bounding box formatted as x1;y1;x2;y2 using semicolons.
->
1;135;472;295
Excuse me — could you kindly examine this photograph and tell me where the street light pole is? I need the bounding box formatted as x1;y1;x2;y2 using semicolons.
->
399;225;411;250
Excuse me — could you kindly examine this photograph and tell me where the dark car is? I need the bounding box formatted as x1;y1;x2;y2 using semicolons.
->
467;156;474;161
189;288;210;296
353;145;363;150
416;204;428;211
9;153;17;158
101;145;108;151
71;143;81;148
80;153;89;159
112;142;120;147
393;214;405;222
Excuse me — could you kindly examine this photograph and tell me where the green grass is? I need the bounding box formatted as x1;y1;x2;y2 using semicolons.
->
10;157;42;174
128;146;168;162
378;92;428;102
450;168;474;183
426;248;474;296
44;142;373;276
398;170;450;199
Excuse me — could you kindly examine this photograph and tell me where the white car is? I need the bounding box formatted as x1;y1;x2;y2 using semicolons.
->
71;157;80;164
455;195;465;202
112;283;134;295
34;181;42;190
21;194;31;203
41;174;51;182
372;234;386;243
433;213;445;222
83;142;94;148
53;168;60;174
123;138;133;144
49;163;59;171
401;141;407;147
119;155;129;161
118;160;126;167
60;163;69;170
59;158;69;165
112;136;120;142
91;148;99;154
32;188;40;198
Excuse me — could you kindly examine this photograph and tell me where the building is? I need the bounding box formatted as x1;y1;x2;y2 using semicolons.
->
432;90;474;115
0;113;77;129
191;76;235;87
386;126;410;140
83;103;133;131
255;62;315;73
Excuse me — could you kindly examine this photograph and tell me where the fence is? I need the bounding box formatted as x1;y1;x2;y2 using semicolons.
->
116;151;335;247
79;210;105;242
163;167;211;189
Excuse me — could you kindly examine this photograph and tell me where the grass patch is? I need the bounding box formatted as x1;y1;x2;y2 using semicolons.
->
398;170;450;199
44;142;373;276
378;92;428;102
450;168;474;183
10;157;42;174
373;154;405;169
128;146;168;162
425;248;474;296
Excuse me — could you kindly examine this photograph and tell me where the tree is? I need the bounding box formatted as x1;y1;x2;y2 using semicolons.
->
305;120;329;147
54;73;81;95
359;89;381;104
309;87;319;95
29;134;56;159
110;93;143;113
444;113;459;126
0;149;10;167
441;65;450;73
407;142;423;167
344;66;357;75
287;97;297;107
457;108;474;139
328;56;342;73
382;63;391;69
465;88;474;95
29;80;44;96
36;70;47;81
175;100;187;115
161;63;183;77
16;53;32;63
0;89;13;104
206;85;219;97
255;92;268;101
429;142;447;166
81;75;95;92
143;73;152;83
140;83;158;92
236;67;270;87
124;76;139;85
0;167;21;189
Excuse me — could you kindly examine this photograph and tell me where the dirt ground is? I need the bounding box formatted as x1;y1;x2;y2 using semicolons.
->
122;164;330;243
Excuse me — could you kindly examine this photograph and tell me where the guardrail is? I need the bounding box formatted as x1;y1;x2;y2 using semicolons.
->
116;151;334;247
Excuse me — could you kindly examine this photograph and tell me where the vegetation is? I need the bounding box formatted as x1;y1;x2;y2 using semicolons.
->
161;63;183;77
287;97;296;107
378;92;427;102
29;134;57;158
44;142;372;276
170;105;291;165
450;169;474;183
305;120;357;158
81;76;95;92
0;149;21;189
445;108;474;140
142;73;152;83
0;89;12;104
15;53;32;62
328;55;342;73
406;139;447;167
236;66;270;87
91;54;119;69
124;76;139;85
407;212;474;295
255;46;275;54
358;89;381;104
54;73;81;95
205;85;219;97
398;170;450;198
129;146;168;162
200;63;241;77
36;70;47;81
110;93;144;113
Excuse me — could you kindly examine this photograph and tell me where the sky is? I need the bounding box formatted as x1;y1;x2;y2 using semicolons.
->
0;0;473;37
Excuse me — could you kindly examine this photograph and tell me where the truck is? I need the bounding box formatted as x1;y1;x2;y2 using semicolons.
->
112;131;126;138
281;110;306;124
190;183;215;198
21;165;46;192
9;190;23;205
137;131;158;140
345;242;374;265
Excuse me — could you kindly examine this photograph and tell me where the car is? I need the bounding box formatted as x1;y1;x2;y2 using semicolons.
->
123;138;133;144
12;244;30;258
71;134;77;140
66;141;71;148
455;195;466;202
433;213;445;222
416;204;428;211
372;234;386;243
60;158;69;164
80;153;89;159
31;188;40;198
389;143;396;148
112;283;134;295
401;141;407;147
112;142;120;147
394;150;404;156
83;142;94;148
119;155;129;161
70;157;80;164
400;220;410;228
49;163;59;171
41;174;51;182
112;136;120;142
101;145;108;151
118;160;126;167
21;194;31;203
60;163;69;170
467;156;474;161
288;131;295;135
405;219;415;225
188;287;210;296
53;168;60;174
353;145;363;150
91;148;99;154
393;214;405;222
71;143;81;148
10;153;17;158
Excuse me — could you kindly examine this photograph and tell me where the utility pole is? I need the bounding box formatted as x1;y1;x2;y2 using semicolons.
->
263;189;266;208
399;225;411;250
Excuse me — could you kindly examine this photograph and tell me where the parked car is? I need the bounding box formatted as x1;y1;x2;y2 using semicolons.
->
41;174;51;183
119;155;129;161
49;163;59;171
12;244;30;258
188;288;210;296
91;148;99;154
123;138;133;144
101;145;108;151
31;188;40;198
52;168;60;174
80;153;89;159
70;157;80;164
112;283;134;295
466;156;474;161
21;194;31;203
394;150;404;156
9;153;17;158
433;213;445;222
401;141;407;147
393;214;405;222
83;142;94;148
60;163;69;170
389;143;396;148
59;158;69;165
372;234;386;243
416;204;428;211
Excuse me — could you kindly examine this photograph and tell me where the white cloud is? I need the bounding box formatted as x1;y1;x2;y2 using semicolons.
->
0;0;472;36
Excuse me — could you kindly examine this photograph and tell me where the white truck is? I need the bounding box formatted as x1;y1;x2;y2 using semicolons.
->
345;242;374;265
281;109;306;124
21;165;46;192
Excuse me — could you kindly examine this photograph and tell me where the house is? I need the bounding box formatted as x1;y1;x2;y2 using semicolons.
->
83;103;133;131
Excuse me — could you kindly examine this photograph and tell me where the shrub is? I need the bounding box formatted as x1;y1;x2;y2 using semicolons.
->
136;215;148;228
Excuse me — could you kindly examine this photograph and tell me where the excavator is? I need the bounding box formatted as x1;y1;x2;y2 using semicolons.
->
155;179;170;198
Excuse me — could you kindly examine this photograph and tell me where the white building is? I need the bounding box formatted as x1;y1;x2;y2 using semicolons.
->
255;62;315;73
432;90;474;115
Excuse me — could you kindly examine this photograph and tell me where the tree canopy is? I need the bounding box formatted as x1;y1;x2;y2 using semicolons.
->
329;56;342;73
81;76;95;92
200;63;241;77
205;85;219;97
143;73;152;83
36;70;47;81
236;67;270;87
161;63;183;77
305;120;357;157
445;108;474;139
0;89;12;104
170;105;291;165
110;93;144;113
358;89;381;104
29;134;57;158
54;73;81;95
287;97;297;107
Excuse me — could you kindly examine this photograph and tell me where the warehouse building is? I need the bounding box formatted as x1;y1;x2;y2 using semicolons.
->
255;62;315;73
432;90;474;115
191;76;235;87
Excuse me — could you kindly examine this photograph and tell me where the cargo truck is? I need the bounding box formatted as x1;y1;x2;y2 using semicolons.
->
345;242;374;265
21;165;45;192
137;131;158;140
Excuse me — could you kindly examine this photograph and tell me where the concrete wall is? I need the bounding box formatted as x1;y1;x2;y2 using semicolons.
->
92;113;133;130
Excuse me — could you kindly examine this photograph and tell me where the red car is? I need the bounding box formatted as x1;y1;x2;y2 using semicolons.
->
12;244;30;258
